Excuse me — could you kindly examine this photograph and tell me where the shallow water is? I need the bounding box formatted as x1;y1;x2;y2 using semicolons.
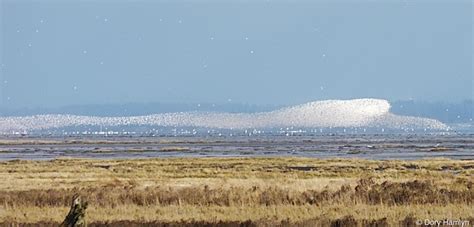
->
0;134;472;161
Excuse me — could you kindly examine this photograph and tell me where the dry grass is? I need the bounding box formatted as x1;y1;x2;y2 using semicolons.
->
0;157;472;226
2;204;473;225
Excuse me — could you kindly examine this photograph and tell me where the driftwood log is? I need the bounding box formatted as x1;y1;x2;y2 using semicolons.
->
60;194;88;227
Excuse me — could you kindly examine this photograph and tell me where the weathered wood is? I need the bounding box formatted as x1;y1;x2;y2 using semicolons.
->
60;194;88;227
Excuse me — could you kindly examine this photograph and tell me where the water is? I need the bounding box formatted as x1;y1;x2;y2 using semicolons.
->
0;134;472;161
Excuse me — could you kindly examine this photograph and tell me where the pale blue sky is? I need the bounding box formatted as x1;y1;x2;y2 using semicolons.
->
0;0;472;108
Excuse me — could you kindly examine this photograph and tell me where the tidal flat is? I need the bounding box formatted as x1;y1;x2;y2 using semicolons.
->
0;134;473;160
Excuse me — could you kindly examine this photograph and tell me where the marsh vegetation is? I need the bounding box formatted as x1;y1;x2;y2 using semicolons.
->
0;157;472;226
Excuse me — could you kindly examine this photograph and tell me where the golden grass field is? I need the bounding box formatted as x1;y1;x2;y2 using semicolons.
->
0;157;472;226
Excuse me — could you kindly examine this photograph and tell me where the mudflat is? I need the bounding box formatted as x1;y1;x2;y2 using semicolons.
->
0;134;473;160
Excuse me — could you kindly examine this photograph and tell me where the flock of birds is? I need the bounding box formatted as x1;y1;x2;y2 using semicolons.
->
0;99;448;135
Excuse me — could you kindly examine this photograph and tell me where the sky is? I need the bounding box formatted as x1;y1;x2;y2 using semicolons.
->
0;0;472;108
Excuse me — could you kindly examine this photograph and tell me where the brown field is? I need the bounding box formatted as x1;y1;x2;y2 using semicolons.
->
0;157;472;226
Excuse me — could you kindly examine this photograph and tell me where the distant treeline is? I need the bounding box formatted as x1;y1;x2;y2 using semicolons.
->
0;103;279;117
390;100;473;123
